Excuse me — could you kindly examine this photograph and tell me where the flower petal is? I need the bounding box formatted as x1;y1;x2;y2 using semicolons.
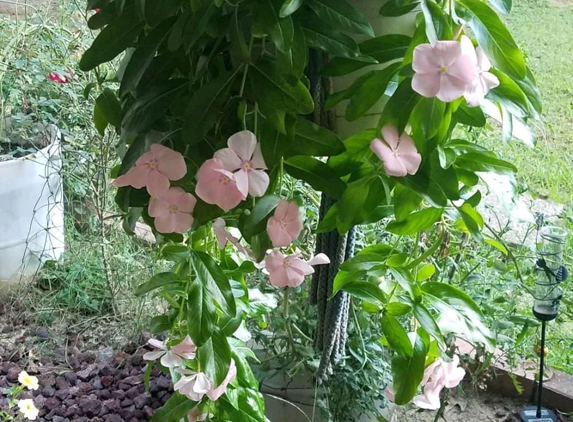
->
371;139;408;177
412;44;440;73
151;144;187;181
460;36;478;67
433;40;463;67
196;159;245;211
146;171;171;198
307;253;330;266
148;339;167;350
234;169;250;198
399;153;422;175
213;218;228;249
412;71;442;99
172;335;197;360
436;73;468;103
207;359;237;401
247;169;270;197
113;165;149;189
289;257;315;276
143;350;166;361
381;125;400;150
228;130;257;162
148;197;167;218
447;55;478;86
172;213;193;234
251;143;267;169
214;147;242;171
161;351;183;368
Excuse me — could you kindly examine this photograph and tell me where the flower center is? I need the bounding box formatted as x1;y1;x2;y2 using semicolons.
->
220;175;230;185
242;161;252;171
440;65;448;74
279;220;287;228
168;205;178;214
284;258;291;267
147;159;158;169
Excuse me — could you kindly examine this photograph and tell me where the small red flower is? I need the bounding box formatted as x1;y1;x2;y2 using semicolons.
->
94;8;100;12
47;72;69;84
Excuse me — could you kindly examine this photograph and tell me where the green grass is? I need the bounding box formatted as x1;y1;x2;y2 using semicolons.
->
483;0;573;205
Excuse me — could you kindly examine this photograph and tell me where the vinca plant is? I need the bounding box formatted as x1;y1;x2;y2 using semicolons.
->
80;0;541;420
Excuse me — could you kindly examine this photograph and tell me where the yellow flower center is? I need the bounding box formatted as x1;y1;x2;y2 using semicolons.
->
147;159;158;169
242;162;252;171
168;205;178;214
220;175;230;185
440;65;447;74
279;220;287;228
284;259;291;267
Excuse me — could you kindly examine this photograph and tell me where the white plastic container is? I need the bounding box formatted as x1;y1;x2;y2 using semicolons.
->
0;127;64;295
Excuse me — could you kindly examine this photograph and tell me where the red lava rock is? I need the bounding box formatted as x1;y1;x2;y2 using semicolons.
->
93;376;103;389
69;386;80;397
133;393;150;409
34;394;46;408
65;404;80;417
44;397;62;410
90;418;103;422
79;394;102;416
111;389;126;400
79;382;94;393
43;385;56;397
97;389;111;400
55;376;71;390
150;399;161;409
101;366;117;377
103;398;121;413
119;405;136;420
52;416;70;422
65;371;78;384
78;363;98;381
143;406;154;419
121;398;133;407
42;374;56;386
55;387;70;400
101;375;114;387
6;364;21;382
157;376;171;390
104;415;125;422
126;386;141;400
123;375;143;386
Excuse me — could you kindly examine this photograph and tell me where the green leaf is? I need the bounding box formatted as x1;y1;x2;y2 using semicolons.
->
135;272;180;296
515;67;542;116
487;0;512;14
80;14;144;71
144;0;180;27
257;0;294;53
397;173;447;207
241;195;281;239
421;0;452;43
150;315;172;334
458;203;484;241
337;174;388;233
455;152;517;174
456;0;525;79
380;0;420;17
250;60;314;115
187;280;217;346
410;97;446;140
191;251;237;316
280;0;303;17
394;184;422;221
299;14;360;59
412;302;444;346
308;0;374;36
121;79;188;142
386;302;412;316
386;207;443;236
151;394;197;422
340;244;394;273
391;335;427;404
325;71;377;110
182;69;241;145
198;331;232;386
291;118;345;157
93;102;108;136
346;62;401;121
182;1;220;53
379;78;420;134
120;18;174;97
487;69;531;119
284;156;346;199
277;22;307;78
95;88;122;130
339;280;386;304
415;264;436;281
328;129;377;176
453;103;486;127
421;282;495;350
382;312;414;357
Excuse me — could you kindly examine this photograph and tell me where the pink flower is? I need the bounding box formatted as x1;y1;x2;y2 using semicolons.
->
149;187;196;234
412;355;466;410
94;8;100;12
195;158;246;211
412;41;477;102
207;359;237;401
47;72;69;84
113;144;187;198
265;251;330;288
143;336;196;368
460;36;500;107
212;218;253;258
188;408;209;422
370;125;422;177
267;200;303;248
214;131;269;198
174;371;212;401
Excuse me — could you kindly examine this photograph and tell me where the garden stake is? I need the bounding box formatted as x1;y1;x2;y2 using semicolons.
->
520;221;567;422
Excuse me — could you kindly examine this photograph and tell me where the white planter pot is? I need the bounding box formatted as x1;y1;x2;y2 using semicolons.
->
0;127;64;295
333;1;417;138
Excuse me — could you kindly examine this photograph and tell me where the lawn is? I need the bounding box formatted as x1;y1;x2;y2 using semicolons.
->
483;0;573;206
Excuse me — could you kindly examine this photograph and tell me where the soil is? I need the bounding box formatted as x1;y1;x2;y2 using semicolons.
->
0;0;55;16
0;303;173;422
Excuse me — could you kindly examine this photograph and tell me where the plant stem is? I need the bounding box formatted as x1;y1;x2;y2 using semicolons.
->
283;288;295;352
238;36;254;98
433;393;446;422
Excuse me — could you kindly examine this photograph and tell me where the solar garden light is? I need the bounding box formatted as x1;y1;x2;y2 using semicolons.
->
520;224;568;422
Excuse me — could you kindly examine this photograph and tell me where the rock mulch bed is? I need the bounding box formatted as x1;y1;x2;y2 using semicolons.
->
0;343;173;421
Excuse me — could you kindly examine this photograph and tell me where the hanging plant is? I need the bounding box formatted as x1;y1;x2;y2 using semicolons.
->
81;0;541;420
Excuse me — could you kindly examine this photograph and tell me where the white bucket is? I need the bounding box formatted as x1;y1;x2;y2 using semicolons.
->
0;127;65;295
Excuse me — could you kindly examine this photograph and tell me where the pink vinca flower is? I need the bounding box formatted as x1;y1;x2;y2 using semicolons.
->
370;125;422;177
214;130;269;198
143;335;197;368
267;200;303;248
149;187;196;234
460;36;500;107
174;370;212;401
47;72;69;84
207;359;237;401
412;41;478;102
265;251;330;288
212;218;254;258
195;158;246;211
412;355;466;410
113;144;187;198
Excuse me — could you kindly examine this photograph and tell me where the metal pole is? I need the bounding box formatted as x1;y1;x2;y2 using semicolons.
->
537;319;547;418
